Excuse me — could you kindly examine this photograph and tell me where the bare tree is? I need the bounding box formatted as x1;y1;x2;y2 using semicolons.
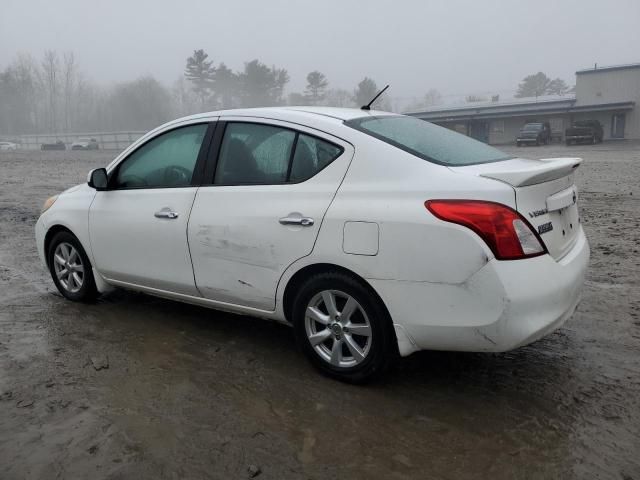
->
13;53;41;133
406;88;443;112
424;88;443;107
172;76;198;116
41;50;60;132
324;89;353;107
62;52;76;132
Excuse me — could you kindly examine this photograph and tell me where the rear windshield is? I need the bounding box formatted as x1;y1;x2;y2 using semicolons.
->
345;116;512;166
523;124;542;131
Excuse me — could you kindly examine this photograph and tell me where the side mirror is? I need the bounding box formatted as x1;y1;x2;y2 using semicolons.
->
88;168;108;191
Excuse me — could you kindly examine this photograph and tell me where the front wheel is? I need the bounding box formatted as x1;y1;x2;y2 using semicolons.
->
292;272;396;383
48;231;97;302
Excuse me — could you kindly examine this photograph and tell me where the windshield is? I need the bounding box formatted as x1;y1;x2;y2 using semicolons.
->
345;116;512;166
522;124;542;131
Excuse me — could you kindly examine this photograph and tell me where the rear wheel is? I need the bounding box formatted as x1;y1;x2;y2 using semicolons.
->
291;272;396;383
48;231;97;302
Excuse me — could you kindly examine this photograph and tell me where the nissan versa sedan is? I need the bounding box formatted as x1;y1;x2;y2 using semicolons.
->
36;107;589;382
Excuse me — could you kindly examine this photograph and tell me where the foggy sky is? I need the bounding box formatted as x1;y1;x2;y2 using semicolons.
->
2;0;639;102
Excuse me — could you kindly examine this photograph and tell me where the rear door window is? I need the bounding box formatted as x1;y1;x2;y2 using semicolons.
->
214;122;343;184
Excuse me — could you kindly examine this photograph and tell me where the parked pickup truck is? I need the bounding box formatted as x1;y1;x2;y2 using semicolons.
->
565;120;603;145
516;122;551;146
41;140;66;151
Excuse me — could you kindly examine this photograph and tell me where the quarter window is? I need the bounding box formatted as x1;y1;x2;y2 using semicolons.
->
113;124;207;189
214;123;343;185
290;134;343;182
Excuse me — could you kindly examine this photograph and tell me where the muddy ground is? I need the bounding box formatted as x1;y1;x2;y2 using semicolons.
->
0;142;638;480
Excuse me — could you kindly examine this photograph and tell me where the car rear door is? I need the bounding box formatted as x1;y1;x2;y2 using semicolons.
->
89;121;215;295
187;117;354;310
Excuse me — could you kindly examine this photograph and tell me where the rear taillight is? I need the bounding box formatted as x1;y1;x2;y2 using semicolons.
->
425;200;547;260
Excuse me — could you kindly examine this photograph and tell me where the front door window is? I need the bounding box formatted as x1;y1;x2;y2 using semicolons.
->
113;124;208;189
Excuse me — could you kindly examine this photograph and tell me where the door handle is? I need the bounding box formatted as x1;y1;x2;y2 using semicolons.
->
154;208;179;219
279;215;314;226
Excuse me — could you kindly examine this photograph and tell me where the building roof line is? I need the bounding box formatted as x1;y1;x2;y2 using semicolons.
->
405;97;576;116
407;101;635;122
576;62;640;75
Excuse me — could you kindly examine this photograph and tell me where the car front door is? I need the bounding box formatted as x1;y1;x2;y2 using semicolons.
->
89;121;214;296
187;118;353;310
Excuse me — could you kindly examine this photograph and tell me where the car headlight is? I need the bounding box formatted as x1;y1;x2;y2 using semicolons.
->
41;195;58;214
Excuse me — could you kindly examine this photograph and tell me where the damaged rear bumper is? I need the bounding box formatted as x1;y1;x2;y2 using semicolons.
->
370;227;590;356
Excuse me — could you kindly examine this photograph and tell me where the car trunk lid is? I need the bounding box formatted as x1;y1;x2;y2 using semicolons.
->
449;157;582;260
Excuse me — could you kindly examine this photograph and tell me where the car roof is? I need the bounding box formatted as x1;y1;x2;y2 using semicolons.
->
164;106;399;132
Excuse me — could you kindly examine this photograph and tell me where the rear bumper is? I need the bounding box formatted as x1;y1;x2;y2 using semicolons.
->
370;227;590;356
517;138;540;143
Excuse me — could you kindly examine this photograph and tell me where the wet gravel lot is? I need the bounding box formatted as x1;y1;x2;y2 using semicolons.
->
1;142;639;479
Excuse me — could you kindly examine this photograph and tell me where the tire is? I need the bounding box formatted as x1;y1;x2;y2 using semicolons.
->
566;140;571;146
291;271;397;383
47;231;97;302
516;142;521;147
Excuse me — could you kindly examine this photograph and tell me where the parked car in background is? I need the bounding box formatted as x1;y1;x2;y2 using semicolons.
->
71;138;99;150
565;120;604;145
36;107;589;382
41;140;66;151
516;122;552;146
0;141;18;151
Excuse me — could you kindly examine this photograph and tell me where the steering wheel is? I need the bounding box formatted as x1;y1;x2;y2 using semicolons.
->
119;174;148;187
164;165;192;185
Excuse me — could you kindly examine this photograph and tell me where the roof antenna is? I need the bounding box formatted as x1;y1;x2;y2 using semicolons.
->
361;85;390;111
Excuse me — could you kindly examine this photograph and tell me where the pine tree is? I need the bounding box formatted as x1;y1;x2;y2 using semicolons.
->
184;49;215;109
304;71;329;105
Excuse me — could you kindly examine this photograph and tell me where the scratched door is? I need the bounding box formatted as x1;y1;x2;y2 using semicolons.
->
187;118;354;311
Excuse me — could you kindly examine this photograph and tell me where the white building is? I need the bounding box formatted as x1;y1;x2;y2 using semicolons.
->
407;63;640;144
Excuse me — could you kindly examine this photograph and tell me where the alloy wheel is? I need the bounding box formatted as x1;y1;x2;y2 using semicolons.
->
53;242;85;293
304;289;373;368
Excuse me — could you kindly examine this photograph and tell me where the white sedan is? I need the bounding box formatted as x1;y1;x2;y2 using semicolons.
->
0;141;18;151
36;107;589;382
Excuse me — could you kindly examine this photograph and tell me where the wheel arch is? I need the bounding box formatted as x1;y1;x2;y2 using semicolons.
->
44;224;76;268
281;262;394;330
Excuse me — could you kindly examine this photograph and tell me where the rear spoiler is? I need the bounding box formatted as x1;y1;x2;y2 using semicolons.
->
464;157;583;187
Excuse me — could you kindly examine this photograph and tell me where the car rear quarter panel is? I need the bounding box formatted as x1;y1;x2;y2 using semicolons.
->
274;135;520;347
309;136;517;284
